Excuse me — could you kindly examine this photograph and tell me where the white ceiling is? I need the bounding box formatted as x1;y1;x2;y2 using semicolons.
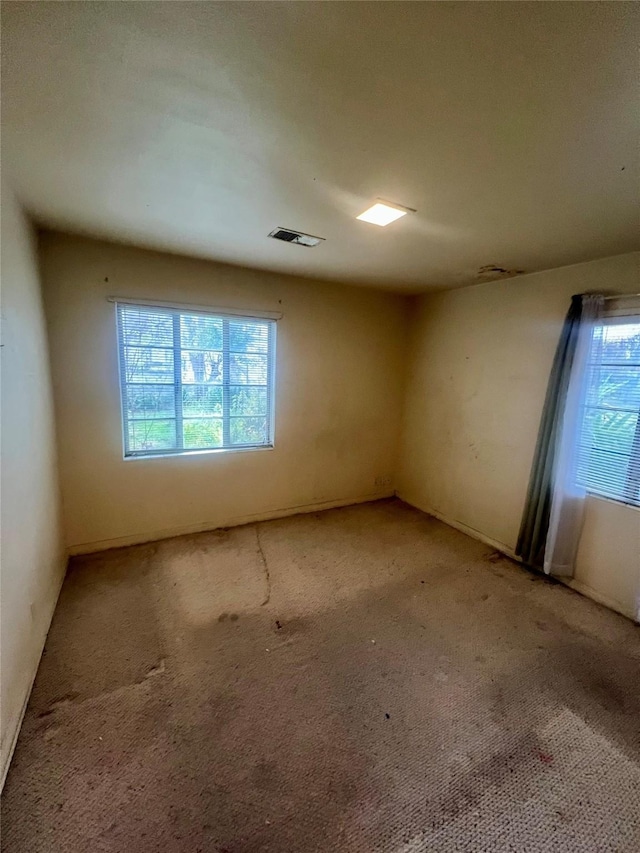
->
2;1;639;293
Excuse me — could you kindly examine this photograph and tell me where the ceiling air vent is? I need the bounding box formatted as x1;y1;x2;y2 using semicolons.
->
269;227;325;247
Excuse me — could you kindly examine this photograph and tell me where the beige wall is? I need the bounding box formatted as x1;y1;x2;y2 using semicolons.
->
398;253;640;620
1;185;66;783
40;233;408;553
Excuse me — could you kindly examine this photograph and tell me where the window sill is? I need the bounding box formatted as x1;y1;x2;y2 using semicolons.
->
123;445;275;462
586;492;640;512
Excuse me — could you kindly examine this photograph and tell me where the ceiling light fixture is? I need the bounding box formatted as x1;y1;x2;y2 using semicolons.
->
356;199;415;227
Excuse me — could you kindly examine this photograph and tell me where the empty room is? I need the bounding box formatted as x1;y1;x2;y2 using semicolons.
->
1;2;639;851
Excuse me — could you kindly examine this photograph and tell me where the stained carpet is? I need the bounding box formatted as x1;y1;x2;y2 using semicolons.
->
2;499;639;852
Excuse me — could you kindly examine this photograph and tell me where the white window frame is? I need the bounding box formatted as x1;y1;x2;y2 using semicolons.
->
577;310;640;508
114;300;278;459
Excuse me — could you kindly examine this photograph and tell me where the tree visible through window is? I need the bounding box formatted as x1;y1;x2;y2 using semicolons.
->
116;304;275;456
577;318;640;506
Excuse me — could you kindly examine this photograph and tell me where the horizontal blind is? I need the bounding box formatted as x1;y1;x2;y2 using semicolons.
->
576;317;640;506
116;303;275;457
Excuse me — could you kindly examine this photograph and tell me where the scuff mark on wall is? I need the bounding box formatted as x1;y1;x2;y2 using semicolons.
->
477;264;525;281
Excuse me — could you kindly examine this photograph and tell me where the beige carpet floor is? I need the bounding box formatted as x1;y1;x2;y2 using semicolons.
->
2;498;639;852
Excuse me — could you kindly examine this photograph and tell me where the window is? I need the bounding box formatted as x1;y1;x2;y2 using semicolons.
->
577;317;640;506
116;303;276;457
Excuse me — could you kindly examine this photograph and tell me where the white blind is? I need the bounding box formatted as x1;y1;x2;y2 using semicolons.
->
116;303;275;457
576;316;640;506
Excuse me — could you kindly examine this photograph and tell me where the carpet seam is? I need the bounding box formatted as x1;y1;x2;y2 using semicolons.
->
256;523;271;607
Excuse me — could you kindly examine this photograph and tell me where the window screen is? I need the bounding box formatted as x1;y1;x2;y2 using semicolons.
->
576;317;640;506
116;303;275;457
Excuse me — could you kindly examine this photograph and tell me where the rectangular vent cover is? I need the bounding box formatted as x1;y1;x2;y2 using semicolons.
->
269;228;325;247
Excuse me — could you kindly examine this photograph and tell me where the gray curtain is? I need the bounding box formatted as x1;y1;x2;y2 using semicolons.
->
515;295;584;568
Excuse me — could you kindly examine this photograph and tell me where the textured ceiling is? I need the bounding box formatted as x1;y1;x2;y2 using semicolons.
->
2;1;639;292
